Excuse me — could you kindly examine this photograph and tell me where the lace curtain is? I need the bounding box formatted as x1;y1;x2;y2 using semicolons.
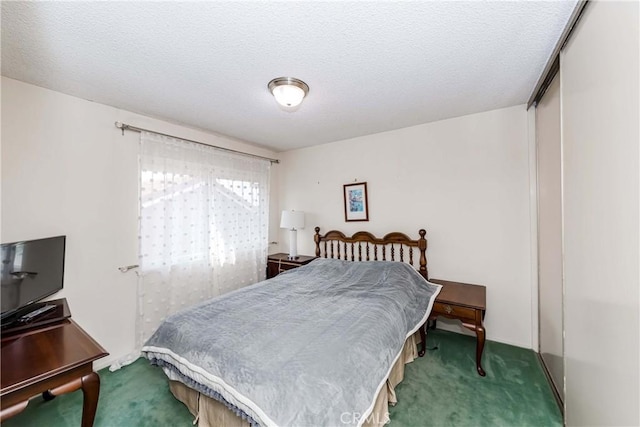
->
135;131;270;350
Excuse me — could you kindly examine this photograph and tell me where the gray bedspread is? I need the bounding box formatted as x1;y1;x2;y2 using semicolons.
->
142;258;441;427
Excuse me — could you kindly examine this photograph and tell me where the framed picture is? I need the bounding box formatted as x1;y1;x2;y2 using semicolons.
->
344;182;369;222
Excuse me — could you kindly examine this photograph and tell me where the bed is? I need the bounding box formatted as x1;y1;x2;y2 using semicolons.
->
142;228;441;427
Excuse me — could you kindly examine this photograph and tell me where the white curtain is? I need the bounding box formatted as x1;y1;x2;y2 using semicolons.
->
135;131;270;350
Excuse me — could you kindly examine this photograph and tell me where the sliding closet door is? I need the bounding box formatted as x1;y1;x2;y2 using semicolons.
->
561;1;639;425
536;74;563;401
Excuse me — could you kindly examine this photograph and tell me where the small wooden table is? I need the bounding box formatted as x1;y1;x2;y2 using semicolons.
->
267;253;317;279
1;319;108;425
428;279;487;376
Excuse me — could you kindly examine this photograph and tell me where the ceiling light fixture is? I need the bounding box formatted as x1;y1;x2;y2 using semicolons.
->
268;77;309;109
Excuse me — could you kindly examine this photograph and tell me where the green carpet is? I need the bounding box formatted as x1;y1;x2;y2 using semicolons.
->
4;330;561;426
388;330;561;427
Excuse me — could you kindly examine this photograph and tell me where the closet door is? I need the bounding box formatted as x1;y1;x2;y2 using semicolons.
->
561;1;639;424
536;73;564;402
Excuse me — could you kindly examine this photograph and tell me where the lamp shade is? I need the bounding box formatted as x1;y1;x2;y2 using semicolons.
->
280;210;305;230
272;85;305;107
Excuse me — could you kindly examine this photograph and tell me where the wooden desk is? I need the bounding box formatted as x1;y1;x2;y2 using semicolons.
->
429;279;487;376
1;319;108;425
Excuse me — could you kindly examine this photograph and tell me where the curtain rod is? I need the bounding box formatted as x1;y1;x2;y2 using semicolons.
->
114;122;280;164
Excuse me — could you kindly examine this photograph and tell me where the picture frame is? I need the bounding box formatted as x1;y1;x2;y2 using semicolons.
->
343;182;369;222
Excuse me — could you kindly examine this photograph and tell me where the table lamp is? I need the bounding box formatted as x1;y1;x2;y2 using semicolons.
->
280;210;305;260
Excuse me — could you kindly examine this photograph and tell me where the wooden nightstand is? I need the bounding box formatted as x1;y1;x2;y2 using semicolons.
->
428;278;487;377
267;253;317;279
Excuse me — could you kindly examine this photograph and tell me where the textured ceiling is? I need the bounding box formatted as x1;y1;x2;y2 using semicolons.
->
1;1;576;152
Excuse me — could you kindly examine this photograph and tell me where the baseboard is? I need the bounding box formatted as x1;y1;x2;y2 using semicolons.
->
535;352;564;417
94;354;122;371
433;320;532;350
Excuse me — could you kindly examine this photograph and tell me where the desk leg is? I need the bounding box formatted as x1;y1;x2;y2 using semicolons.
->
80;372;100;427
475;324;486;377
0;401;29;422
463;314;486;377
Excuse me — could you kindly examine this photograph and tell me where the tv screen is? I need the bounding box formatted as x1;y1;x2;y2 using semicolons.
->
1;235;66;320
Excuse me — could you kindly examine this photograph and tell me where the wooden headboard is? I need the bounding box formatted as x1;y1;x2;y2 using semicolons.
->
313;227;428;279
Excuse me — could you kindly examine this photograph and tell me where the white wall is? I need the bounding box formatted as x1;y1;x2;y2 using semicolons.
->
561;1;639;425
1;77;279;369
278;105;534;348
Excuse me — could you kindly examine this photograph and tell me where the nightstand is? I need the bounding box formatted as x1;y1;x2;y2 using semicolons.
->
428;278;487;377
267;253;317;279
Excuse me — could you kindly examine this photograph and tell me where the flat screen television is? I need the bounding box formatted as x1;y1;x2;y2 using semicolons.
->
1;235;66;321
